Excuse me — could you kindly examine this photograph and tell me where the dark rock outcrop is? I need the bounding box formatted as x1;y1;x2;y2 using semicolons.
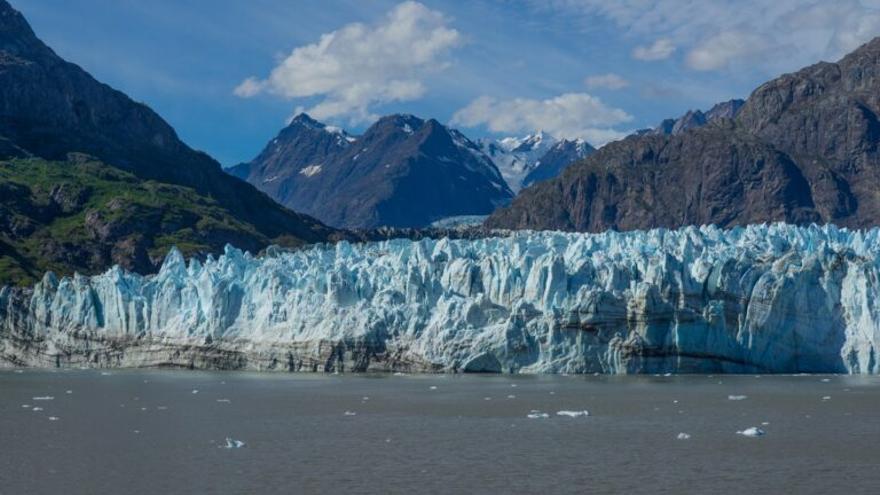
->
487;40;880;231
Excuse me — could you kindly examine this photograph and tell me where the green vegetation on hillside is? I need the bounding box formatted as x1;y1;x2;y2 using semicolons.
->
0;156;281;286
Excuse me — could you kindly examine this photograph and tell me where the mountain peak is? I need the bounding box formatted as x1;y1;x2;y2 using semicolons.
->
288;113;325;129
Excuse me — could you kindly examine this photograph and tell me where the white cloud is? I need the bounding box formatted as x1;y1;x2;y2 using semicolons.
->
234;1;461;123
632;39;675;61
685;31;768;71
451;93;632;146
531;0;880;73
584;73;630;90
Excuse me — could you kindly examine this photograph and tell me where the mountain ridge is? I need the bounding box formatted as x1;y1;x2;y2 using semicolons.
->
486;38;880;232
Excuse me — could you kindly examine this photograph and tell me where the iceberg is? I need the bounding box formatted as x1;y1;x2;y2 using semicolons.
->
1;223;879;374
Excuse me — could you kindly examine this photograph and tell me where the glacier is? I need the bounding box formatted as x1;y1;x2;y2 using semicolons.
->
1;223;879;374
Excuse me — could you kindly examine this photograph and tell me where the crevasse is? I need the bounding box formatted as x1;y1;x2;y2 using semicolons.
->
1;223;879;373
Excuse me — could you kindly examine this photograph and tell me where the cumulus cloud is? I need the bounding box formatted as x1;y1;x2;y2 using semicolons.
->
531;0;880;73
451;93;632;145
234;1;461;123
632;39;675;61
584;73;630;90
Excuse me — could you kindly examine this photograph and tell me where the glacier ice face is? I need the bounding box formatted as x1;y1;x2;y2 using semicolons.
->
1;223;880;374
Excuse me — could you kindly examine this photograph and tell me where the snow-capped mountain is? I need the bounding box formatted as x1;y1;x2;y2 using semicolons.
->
479;132;594;192
230;113;513;229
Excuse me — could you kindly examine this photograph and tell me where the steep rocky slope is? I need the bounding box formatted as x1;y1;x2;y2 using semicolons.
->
0;1;333;284
487;40;880;231
233;114;513;229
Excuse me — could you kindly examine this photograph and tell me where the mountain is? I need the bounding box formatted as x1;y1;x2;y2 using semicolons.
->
478;132;556;191
486;39;880;232
4;224;877;374
232;113;513;229
643;99;745;136
0;1;333;284
521;138;595;188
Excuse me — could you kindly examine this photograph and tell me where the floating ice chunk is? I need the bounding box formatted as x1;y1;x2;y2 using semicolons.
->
507;395;516;399
216;399;231;403
223;437;245;449
32;407;43;411
677;433;691;440
13;370;23;374
65;390;73;394
510;384;518;388
761;422;770;426
821;378;831;383
48;416;59;421
484;397;492;401
393;372;406;376
344;411;357;416
100;372;111;376
822;396;831;401
728;395;748;401
21;404;30;408
32;396;54;401
429;386;437;390
527;410;549;419
737;427;765;437
556;410;589;418
133;430;140;434
191;390;199;394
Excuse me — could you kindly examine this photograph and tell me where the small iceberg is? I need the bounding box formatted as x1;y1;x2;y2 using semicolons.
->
32;407;44;412
223;437;245;449
556;410;589;418
737;427;766;437
344;411;357;416
48;416;59;421
728;395;748;401
676;433;691;440
527;410;549;419
32;396;54;401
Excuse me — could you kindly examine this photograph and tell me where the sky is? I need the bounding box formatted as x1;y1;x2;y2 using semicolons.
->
13;0;880;165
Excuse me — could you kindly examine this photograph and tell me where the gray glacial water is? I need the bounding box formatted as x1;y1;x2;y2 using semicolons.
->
1;370;879;494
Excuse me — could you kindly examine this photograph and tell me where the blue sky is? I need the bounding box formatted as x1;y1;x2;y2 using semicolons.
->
13;0;880;165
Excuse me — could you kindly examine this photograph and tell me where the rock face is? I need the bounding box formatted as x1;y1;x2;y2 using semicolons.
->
232;113;512;229
0;0;333;280
646;99;745;136
522;139;595;188
488;40;880;232
2;224;878;374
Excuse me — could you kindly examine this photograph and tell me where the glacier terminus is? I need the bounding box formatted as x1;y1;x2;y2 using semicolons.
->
1;223;879;374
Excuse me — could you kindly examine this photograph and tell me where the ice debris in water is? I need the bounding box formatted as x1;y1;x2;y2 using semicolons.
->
191;390;199;394
527;410;550;419
32;407;43;412
822;396;831;401
344;411;357;416
677;433;691;440
32;396;53;401
556;410;589;418
216;399;231;403
223;438;245;449
6;224;880;374
48;416;59;421
737;427;766;437
728;395;748;401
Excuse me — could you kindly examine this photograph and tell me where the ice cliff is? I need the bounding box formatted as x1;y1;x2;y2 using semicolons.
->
2;224;879;373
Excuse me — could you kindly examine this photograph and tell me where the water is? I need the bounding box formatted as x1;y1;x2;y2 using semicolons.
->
1;370;879;494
